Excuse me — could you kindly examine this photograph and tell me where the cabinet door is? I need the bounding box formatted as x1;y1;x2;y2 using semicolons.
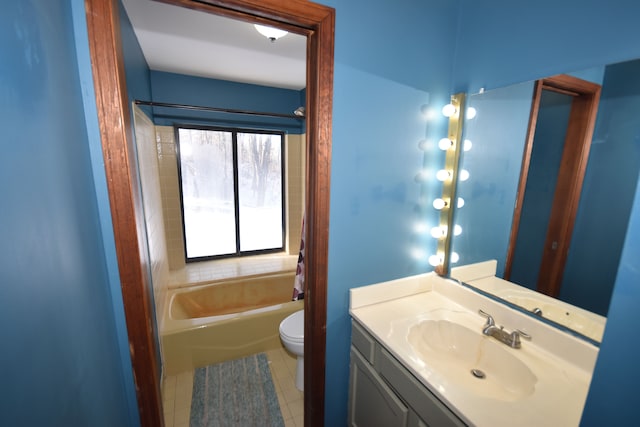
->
408;410;429;427
375;345;466;427
349;347;408;427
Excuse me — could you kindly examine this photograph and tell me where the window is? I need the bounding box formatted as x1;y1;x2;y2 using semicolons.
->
176;126;285;261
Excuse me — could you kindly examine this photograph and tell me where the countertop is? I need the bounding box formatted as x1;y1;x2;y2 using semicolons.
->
349;272;598;427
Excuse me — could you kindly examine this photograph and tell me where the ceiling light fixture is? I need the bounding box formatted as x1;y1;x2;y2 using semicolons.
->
254;24;288;42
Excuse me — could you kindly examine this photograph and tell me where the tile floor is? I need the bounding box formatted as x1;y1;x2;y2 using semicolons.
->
162;347;304;427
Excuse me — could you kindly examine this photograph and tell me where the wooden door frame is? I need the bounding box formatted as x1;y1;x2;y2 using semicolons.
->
84;1;334;426
504;74;601;297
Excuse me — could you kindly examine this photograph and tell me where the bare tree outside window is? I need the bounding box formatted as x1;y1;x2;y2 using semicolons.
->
177;127;284;260
238;132;283;251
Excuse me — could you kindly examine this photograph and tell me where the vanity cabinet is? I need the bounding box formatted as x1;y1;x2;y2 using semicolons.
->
349;320;467;427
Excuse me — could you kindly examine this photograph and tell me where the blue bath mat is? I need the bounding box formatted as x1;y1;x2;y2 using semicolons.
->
189;353;284;427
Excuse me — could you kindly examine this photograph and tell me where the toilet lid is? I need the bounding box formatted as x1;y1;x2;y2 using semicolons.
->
280;310;304;342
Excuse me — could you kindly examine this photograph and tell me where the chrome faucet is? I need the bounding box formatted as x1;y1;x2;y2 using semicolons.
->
478;309;532;349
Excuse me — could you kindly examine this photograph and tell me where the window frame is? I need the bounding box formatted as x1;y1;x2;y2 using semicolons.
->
175;124;286;262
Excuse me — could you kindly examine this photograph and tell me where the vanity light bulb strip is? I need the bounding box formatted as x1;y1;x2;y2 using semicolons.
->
435;92;467;276
431;226;447;239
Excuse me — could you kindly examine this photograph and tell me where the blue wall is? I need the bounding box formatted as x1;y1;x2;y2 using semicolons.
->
454;0;640;94
451;1;640;424
119;0;152;115
319;0;460;423
0;1;137;425
150;71;305;133
561;59;640;315
581;162;640;424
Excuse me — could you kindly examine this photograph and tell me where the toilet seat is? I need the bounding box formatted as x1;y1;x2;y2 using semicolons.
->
279;310;304;343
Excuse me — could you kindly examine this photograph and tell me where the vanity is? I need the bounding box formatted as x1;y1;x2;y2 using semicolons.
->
348;270;598;426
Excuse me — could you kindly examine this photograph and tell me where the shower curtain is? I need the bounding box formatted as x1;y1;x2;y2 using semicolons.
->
292;213;305;300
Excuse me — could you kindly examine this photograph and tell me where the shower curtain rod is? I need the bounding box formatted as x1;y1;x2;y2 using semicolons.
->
134;100;304;120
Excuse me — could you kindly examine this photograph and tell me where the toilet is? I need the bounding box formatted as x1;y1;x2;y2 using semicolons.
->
279;309;304;391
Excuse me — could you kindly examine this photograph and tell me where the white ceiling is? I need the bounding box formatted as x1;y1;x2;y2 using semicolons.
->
121;0;307;90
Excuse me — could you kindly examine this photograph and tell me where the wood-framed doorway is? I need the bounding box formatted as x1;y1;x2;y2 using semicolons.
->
84;0;334;425
504;74;601;298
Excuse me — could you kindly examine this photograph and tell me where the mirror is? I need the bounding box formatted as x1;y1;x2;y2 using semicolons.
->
449;57;640;343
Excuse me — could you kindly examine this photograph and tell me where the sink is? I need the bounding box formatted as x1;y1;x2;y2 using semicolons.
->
408;319;537;401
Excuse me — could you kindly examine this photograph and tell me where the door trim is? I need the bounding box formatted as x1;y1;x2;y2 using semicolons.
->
504;74;601;297
84;0;334;425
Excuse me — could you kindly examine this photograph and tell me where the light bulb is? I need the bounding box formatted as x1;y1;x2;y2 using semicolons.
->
436;169;451;181
428;255;442;267
430;226;446;239
463;139;473;151
457;198;465;208
433;198;447;210
459;170;470;181
450;252;460;263
466;107;477;119
442;103;457;117
453;224;462;236
439;138;454;151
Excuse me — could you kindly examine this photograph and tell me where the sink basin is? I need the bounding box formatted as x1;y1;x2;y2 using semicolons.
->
408;319;537;401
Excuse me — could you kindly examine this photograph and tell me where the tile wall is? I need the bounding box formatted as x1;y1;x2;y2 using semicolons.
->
133;106;171;323
155;126;185;270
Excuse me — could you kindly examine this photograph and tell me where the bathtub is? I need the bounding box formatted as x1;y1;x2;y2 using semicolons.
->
161;271;303;376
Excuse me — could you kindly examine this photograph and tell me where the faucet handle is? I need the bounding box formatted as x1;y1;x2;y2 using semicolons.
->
478;309;495;326
510;329;532;348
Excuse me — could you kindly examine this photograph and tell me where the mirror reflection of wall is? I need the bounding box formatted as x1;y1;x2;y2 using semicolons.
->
450;57;640;339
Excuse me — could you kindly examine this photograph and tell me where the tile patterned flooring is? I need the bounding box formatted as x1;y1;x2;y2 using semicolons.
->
162;347;304;427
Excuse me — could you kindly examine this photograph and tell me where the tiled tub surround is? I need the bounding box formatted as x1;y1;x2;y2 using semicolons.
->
162;270;303;375
167;253;298;289
350;272;599;426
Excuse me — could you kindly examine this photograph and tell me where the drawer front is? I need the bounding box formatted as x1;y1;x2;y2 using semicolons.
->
351;320;376;363
375;346;467;427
